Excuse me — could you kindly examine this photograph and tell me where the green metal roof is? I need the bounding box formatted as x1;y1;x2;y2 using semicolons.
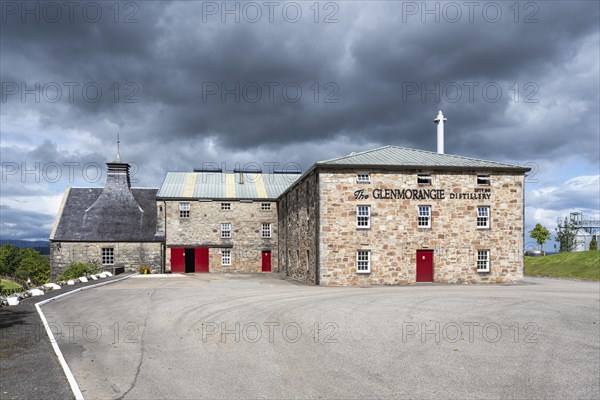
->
317;146;529;171
157;172;301;199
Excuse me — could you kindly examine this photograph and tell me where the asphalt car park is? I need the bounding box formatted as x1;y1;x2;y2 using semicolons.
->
41;274;599;400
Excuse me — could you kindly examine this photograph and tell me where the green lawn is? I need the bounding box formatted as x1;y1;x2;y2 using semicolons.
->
0;279;23;290
524;250;600;281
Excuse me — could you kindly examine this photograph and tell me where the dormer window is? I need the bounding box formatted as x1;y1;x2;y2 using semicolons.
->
417;174;432;185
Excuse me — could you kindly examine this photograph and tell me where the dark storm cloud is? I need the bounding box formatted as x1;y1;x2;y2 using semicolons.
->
2;1;598;162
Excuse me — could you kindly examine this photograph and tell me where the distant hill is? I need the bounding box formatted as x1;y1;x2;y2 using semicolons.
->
0;240;50;255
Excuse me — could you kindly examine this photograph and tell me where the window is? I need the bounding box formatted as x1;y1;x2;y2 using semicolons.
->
262;223;272;238
261;203;271;211
477;249;490;272
222;250;231;266
477;206;490;228
356;250;371;273
179;202;190;218
417;174;432;185
357;173;370;183
356;205;370;228
221;223;231;238
477;175;491;185
221;203;231;210
101;248;114;265
418;205;431;228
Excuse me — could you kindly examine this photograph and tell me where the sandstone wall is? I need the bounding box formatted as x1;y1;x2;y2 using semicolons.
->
318;170;525;286
277;171;320;283
164;200;278;273
50;241;162;280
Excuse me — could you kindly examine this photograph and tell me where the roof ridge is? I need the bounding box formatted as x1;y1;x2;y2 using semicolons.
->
387;145;520;167
317;145;392;164
327;145;519;168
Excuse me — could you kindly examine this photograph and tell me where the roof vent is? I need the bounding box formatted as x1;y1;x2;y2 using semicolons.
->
193;167;223;172
434;110;447;154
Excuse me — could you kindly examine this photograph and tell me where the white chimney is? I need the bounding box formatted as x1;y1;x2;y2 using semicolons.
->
434;110;447;154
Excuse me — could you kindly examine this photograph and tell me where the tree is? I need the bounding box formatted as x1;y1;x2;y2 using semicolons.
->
590;236;598;251
530;223;551;254
555;218;581;253
15;249;50;285
0;244;22;275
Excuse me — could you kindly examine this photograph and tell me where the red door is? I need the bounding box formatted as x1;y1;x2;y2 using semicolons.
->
261;251;271;272
416;250;434;282
171;248;185;273
195;247;209;273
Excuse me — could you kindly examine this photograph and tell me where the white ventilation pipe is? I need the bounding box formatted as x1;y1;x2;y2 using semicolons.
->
434;110;447;154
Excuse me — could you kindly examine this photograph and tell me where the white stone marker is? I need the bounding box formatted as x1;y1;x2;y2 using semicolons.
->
79;276;89;283
7;297;20;306
29;288;45;296
67;279;76;285
44;283;61;290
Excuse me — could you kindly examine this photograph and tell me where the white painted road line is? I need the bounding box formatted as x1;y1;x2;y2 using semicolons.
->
35;273;137;400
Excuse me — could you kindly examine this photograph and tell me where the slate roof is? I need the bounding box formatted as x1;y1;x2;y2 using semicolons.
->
157;172;301;200
51;187;159;242
317;146;530;171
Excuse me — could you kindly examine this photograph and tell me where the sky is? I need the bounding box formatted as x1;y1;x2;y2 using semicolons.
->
1;0;599;250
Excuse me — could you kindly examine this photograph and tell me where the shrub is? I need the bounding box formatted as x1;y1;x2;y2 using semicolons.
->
139;265;152;274
58;262;102;281
590;237;598;251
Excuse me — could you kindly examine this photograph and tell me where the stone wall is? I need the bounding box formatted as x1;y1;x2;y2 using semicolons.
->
50;241;163;280
317;170;525;286
277;171;320;283
163;200;278;273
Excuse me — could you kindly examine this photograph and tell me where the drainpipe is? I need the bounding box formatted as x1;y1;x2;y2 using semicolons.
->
163;200;167;273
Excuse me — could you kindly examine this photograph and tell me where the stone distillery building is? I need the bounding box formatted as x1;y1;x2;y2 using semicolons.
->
49;149;163;280
155;169;300;273
277;145;529;286
50;112;530;285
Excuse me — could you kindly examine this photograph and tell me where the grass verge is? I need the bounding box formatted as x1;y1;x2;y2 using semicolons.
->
524;250;600;281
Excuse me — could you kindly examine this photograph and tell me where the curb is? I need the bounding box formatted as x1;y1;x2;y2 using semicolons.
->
34;273;137;400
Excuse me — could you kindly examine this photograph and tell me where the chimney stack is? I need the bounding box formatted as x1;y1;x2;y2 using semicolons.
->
434;110;447;154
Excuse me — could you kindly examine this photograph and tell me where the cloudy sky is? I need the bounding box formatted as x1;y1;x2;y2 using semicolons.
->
1;1;599;249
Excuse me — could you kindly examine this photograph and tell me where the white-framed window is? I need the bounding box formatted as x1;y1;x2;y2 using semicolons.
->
477;175;491;185
101;248;114;265
477;249;490;272
179;202;190;218
261;203;271;211
222;250;231;266
262;223;272;238
418;205;431;228
221;203;231;210
477;206;490;228
357;173;370;183
356;205;370;228
417;174;432;185
221;223;231;238
356;250;371;273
